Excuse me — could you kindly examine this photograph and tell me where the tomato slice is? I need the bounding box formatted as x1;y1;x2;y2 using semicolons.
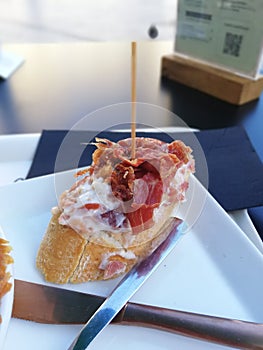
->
84;203;100;210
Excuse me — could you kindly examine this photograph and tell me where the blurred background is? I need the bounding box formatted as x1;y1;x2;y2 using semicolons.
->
0;0;178;42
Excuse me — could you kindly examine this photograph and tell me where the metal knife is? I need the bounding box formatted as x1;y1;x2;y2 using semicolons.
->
13;279;263;350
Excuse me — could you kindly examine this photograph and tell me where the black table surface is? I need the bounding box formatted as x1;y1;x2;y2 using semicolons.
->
0;41;263;235
0;42;261;148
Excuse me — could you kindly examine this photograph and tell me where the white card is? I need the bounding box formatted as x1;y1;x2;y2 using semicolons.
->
175;0;263;78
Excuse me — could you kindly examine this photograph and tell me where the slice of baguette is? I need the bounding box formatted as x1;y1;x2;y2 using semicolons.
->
36;137;194;284
36;206;178;284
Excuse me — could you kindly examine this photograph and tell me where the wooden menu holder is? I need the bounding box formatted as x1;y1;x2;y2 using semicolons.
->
161;54;263;105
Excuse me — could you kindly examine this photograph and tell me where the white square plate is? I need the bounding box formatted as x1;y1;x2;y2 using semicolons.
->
1;170;263;349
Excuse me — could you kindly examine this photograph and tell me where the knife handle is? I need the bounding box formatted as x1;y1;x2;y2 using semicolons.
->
115;302;263;350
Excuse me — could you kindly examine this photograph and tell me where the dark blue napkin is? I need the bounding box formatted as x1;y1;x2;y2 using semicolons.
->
26;127;263;214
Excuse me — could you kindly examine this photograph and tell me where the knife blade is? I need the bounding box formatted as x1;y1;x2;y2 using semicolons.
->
12;279;104;324
13;280;263;350
67;217;183;349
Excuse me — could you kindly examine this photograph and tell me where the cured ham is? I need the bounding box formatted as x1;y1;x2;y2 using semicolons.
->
89;137;194;234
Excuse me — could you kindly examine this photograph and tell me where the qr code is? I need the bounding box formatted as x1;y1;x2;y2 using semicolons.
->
223;32;243;57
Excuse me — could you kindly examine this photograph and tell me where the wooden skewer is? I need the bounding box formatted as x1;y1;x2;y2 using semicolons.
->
131;41;137;159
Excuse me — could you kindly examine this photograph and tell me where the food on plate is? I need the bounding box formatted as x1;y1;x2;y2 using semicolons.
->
0;238;13;322
36;137;195;283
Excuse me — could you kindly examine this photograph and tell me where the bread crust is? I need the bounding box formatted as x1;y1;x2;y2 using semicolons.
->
36;213;86;284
